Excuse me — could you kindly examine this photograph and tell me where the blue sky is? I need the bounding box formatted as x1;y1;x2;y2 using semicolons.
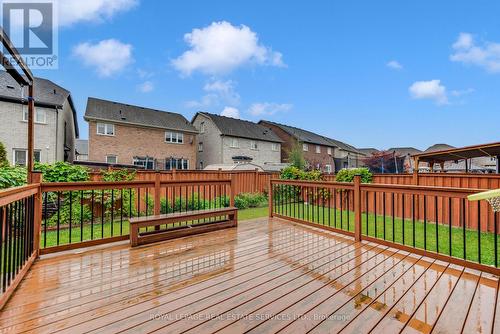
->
34;0;500;150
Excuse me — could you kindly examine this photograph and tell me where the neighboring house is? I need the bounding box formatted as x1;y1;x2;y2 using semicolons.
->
388;147;422;172
191;112;282;170
358;148;380;157
75;139;88;161
259;120;363;173
0;71;78;165
85;98;197;170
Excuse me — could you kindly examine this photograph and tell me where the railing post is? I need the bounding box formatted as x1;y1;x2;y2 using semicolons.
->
154;171;161;215
32;171;43;256
268;178;273;218
230;174;236;207
354;175;362;242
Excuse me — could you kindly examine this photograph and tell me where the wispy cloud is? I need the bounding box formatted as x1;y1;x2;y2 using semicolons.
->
58;0;138;27
220;106;240;119
137;81;154;93
386;60;403;70
450;32;500;73
248;102;293;116
185;79;240;108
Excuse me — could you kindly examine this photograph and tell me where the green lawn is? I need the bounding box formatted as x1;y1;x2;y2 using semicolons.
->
41;203;499;267
41;206;269;249
274;202;499;266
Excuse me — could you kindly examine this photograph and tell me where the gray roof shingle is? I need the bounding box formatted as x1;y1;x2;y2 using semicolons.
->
85;97;197;133
198;113;282;143
260;120;361;153
0;71;78;136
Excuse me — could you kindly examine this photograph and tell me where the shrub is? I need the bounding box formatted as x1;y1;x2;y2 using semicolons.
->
0;141;8;167
35;162;89;182
100;168;136;181
335;168;372;183
234;192;268;209
0;166;27;189
287;142;306;170
280;166;323;181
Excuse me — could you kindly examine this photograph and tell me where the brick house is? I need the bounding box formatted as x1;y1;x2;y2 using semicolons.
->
259;120;363;173
191;112;282;170
0;71;78;165
85;98;197;170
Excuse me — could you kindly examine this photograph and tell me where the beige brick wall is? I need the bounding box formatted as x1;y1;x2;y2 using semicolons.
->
88;121;197;169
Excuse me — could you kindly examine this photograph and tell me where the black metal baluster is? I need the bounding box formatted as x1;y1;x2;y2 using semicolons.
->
435;196;439;253
477;202;481;264
333;189;337;228
412;194;416;248
322;188;325;225
80;190;83;242
374;192;377;238
462;198;466;260
402;194;405;244
43;192;47;248
56;192;61;245
391;193;395;242
448;198;452;256
111;189;114;237
101;190;105;238
137;188;141;218
4;204;11;288
91;190;94;240
340;190;343;229
69;191;72;244
383;193;386;240
120;189;123;235
424;196;427;250
0;206;4;289
495;211;498;268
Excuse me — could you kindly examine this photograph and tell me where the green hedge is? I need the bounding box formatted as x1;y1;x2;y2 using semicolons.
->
335;167;372;183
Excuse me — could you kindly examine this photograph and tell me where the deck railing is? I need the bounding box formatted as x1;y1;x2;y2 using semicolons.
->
270;176;500;274
40;174;234;254
0;174;41;309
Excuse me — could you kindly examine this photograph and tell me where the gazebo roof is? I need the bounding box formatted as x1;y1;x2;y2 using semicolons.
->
412;142;500;163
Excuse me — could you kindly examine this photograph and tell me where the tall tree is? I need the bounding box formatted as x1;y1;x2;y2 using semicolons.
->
0;141;8;167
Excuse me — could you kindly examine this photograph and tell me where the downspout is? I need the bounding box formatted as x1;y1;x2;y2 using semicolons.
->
55;107;59;163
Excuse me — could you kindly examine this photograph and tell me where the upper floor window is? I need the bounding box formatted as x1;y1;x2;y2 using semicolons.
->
303;143;309;152
13;149;40;166
23;107;46;124
327;147;332;155
325;164;332;173
272;143;279;151
198;142;203;152
316;145;321;154
133;156;155;170
250;141;258;150
230;138;239;148
106;155;117;164
165;131;184;144
97;123;114;136
200;122;205;133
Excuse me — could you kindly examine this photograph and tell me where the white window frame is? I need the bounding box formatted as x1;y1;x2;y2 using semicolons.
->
106;155;118;164
165;158;189;170
96;123;115;136
250;141;258;150
316;145;321;154
13;149;41;166
165;131;184;144
272;143;279;151
327;147;332;155
198;142;203;152
133;156;155;170
23;107;46;124
303;143;309;152
230;138;239;148
325;164;332;173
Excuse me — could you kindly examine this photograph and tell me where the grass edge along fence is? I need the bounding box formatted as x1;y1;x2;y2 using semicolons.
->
269;176;500;275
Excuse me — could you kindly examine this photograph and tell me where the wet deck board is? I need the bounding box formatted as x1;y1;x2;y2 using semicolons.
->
0;217;498;333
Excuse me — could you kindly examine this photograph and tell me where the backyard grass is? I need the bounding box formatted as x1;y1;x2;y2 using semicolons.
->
41;206;269;249
274;203;499;266
41;203;498;267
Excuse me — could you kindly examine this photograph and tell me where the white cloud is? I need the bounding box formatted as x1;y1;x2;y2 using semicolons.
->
137;81;154;93
185;79;240;108
220;106;240;119
73;39;133;77
450;32;500;73
450;88;475;97
58;0;138;27
172;21;285;76
386;60;403;70
409;80;448;105
248;102;293;116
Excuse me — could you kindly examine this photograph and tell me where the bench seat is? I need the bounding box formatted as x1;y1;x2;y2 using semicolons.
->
129;207;238;247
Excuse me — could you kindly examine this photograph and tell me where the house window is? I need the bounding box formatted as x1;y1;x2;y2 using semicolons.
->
200;122;205;133
199;161;204;169
327;147;332;155
316;145;321;154
303;143;309;151
23;108;46;124
13;149;41;166
272;143;279;151
165;131;184;144
106;155;117;164
165;158;189;170
97;123;114;136
250;141;258;150
133;156;155;170
230;138;239;148
325;164;332;173
198;142;203;152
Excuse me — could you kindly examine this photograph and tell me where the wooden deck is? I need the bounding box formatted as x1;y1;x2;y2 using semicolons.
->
0;218;499;334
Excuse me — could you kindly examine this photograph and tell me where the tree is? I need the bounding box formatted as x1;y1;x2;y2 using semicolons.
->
0;141;8;167
287;141;306;170
362;150;405;173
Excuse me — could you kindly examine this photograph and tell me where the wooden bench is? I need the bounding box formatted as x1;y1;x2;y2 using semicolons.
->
129;207;238;247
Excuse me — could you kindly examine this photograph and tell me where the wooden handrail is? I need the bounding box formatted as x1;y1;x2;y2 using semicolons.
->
270;179;355;190
0;184;39;207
